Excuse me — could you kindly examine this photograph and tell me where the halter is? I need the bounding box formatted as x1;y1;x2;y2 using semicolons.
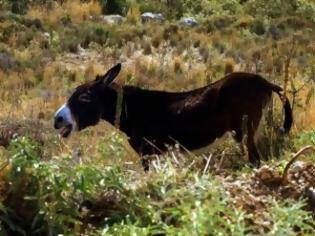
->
114;87;124;128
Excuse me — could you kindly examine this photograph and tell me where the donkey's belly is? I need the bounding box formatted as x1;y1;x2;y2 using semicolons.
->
171;129;224;150
144;123;226;151
130;113;229;154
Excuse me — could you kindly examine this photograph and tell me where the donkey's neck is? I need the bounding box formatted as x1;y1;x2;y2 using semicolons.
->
100;86;120;126
113;87;124;128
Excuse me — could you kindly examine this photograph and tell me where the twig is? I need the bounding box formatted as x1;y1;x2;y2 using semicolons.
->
168;136;197;159
283;37;296;98
143;137;163;154
0;161;9;172
289;77;311;112
282;145;315;184
203;153;213;175
187;160;196;170
152;160;160;172
170;151;179;165
152;155;161;172
216;151;225;170
155;154;161;169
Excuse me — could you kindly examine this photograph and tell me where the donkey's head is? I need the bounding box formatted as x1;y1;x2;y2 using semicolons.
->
54;63;121;137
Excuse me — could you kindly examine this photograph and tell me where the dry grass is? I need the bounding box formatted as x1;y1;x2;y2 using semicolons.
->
126;6;141;24
26;0;101;25
294;97;315;131
26;4;64;26
64;0;101;23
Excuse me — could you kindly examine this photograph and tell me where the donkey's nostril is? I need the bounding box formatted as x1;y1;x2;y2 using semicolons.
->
54;116;64;129
56;116;63;123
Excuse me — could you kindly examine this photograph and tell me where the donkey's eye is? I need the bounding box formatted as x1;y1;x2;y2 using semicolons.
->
78;93;91;103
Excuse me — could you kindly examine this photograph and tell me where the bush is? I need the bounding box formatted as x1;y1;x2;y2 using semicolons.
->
183;0;243;18
0;136;129;235
10;0;28;14
250;18;265;35
138;0;184;19
100;0;131;15
0;50;20;72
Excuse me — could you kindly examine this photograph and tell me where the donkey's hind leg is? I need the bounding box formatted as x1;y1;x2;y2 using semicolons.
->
232;115;248;155
232;128;246;155
246;116;261;168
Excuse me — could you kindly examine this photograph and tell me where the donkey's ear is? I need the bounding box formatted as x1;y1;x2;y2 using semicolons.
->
99;63;121;86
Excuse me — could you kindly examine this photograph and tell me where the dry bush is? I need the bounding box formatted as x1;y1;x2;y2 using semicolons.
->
0;50;20;72
26;0;101;26
294;92;315;131
84;62;104;82
187;65;207;89
152;35;162;48
142;40;152;55
26;4;64;26
64;0;101;23
224;58;235;75
126;6;141;24
0;119;50;148
0;71;23;89
173;56;183;74
235;15;254;28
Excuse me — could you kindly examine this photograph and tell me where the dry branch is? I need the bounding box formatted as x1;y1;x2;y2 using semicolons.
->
203;153;213;175
282;145;315;184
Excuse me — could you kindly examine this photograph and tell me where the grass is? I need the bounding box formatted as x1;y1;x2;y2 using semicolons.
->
0;135;314;235
0;0;315;235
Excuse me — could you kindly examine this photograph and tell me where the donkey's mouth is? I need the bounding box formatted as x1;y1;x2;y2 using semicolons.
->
59;124;72;138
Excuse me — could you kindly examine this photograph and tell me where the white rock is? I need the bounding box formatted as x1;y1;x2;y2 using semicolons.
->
179;17;198;26
43;32;50;39
141;12;165;22
95;15;125;24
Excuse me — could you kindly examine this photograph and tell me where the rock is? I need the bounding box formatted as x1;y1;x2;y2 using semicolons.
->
255;165;282;186
43;32;51;39
290;160;306;173
0;14;5;22
141;12;165;23
77;44;85;55
0;50;20;72
179;17;198;27
305;187;315;209
94;15;125;24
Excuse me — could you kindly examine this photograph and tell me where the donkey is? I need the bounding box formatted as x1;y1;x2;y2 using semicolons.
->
54;63;292;170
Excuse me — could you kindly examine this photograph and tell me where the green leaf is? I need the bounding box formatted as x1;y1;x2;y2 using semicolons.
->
0;215;26;235
0;202;8;214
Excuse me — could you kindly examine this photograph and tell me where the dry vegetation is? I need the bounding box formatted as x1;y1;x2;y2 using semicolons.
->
0;0;315;235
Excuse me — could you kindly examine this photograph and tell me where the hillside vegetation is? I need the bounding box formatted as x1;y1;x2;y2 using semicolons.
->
0;0;315;235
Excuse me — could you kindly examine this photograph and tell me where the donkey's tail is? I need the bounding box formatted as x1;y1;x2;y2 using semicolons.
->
270;83;293;133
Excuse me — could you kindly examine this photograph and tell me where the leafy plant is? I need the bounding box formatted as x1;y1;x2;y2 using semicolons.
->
267;199;315;235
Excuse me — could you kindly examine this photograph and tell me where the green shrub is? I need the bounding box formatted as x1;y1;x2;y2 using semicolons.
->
293;130;315;148
96;131;127;162
183;0;243;18
268;199;315;235
138;0;183;19
250;18;265;35
0;136;128;235
100;0;131;15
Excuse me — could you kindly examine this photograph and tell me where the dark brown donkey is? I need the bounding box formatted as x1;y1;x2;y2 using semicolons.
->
54;63;292;170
